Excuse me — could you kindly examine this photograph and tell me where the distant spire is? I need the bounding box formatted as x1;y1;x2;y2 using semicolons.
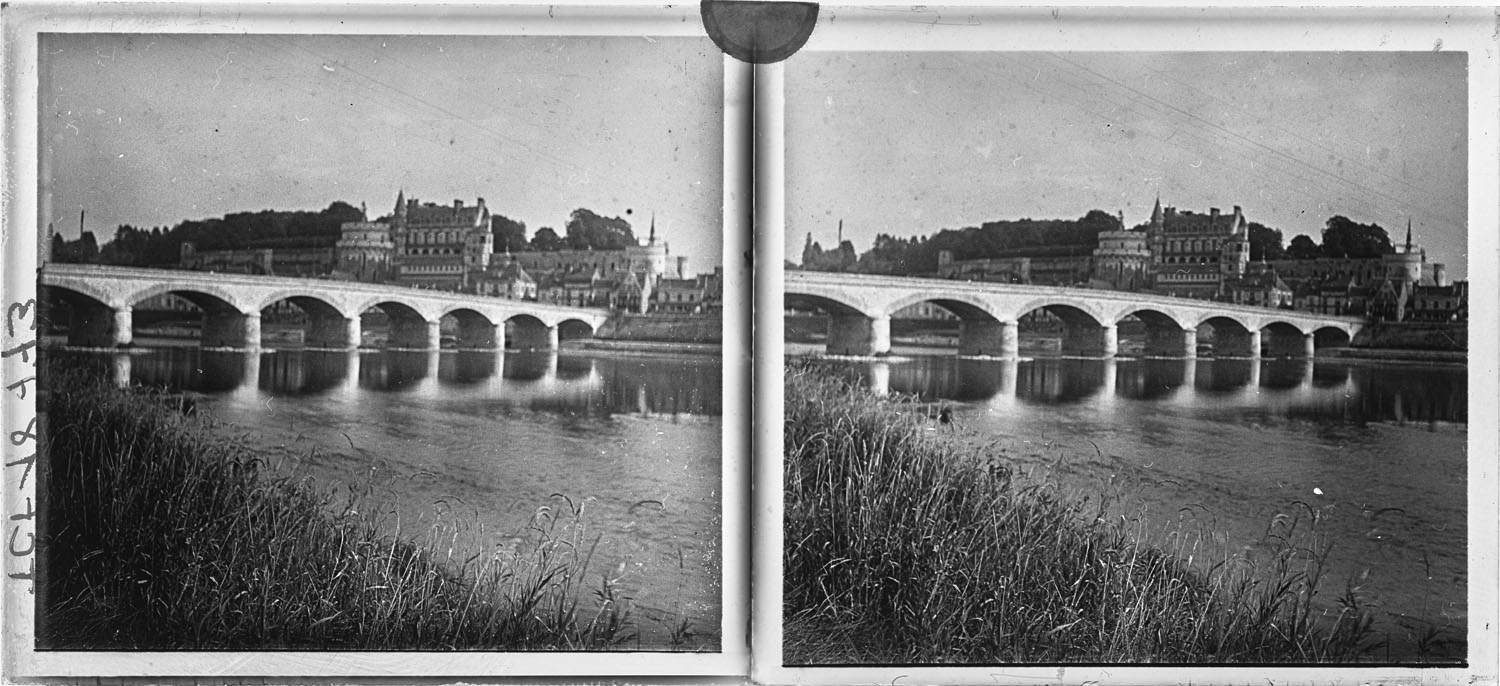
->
1405;218;1413;252
649;212;657;246
1150;194;1163;225
837;219;844;245
394;189;406;218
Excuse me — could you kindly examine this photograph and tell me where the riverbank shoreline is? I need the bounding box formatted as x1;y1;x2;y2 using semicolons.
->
1328;347;1467;364
565;338;722;356
782;363;1453;665
37;368;678;651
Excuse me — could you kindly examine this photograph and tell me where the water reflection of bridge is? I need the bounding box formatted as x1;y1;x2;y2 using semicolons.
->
858;357;1466;425
96;349;722;417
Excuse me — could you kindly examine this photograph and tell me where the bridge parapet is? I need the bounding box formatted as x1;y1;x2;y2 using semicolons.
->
784;270;1365;358
39;264;611;350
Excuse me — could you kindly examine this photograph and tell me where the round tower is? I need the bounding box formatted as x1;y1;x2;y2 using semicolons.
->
1383;218;1424;284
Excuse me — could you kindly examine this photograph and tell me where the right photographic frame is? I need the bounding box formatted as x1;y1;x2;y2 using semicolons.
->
759;6;1498;684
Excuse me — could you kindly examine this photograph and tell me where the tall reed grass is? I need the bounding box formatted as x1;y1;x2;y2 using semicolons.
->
39;367;633;650
783;364;1379;664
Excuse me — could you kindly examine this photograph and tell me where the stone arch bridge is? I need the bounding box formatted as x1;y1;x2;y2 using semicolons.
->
40;264;611;350
785;271;1366;358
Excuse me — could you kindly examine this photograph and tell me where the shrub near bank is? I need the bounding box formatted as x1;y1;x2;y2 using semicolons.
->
783;365;1376;664
39;370;630;650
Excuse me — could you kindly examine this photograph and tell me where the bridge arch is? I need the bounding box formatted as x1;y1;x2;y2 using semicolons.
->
783;290;873;318
360;299;436;350
784;288;891;356
43;279;116;309
882;292;1005;323
131;285;261;349
41;284;126;348
128;282;244;313
1261;319;1314;358
506;313;557;351
885;293;1020;357
248;290;357;349
438;307;501;349
1312;325;1353;349
1013;299;1116;357
258;289;357;320
557;317;597;342
1195;315;1259;358
1112;307;1197;357
1013;297;1107;326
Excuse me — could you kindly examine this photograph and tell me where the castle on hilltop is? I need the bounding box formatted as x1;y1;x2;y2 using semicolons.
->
179;190;715;314
919;196;1461;322
333;191;699;312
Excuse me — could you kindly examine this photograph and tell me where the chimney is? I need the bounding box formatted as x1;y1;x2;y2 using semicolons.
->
1209;207;1220;224
476;197;485;209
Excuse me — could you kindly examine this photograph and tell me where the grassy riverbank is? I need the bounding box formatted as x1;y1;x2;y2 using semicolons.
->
783;364;1380;664
40;369;635;650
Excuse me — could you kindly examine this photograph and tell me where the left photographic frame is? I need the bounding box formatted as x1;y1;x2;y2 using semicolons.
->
3;2;749;678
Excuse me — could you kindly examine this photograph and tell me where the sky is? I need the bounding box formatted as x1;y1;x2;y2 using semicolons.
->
785;51;1470;279
39;33;725;270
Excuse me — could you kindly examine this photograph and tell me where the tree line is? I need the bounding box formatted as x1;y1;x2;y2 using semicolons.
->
800;213;1396;274
50;203;641;267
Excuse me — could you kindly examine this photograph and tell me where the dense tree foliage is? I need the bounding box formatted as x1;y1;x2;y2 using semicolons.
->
802;240;859;272
530;227;565;252
56;202;365;268
1247;222;1285;261
564;208;635;250
800;209;1396;277
1320;215;1393;258
49;201;647;267
50;231;99;263
491;214;528;253
804;210;1121;274
1285;235;1319;260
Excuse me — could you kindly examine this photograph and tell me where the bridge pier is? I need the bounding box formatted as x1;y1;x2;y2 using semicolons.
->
511;323;558;351
67;305;133;348
111;307;132;347
1061;323;1116;357
827;314;890;356
202;310;261;349
345;317;362;349
1145;326;1197;358
958;319;1019;357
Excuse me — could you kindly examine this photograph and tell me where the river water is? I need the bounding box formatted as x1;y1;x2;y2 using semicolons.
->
795;344;1467;663
74;346;723;651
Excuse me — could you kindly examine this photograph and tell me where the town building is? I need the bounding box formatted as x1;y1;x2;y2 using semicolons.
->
388;192;495;290
335;218;395;282
179;244;337;277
